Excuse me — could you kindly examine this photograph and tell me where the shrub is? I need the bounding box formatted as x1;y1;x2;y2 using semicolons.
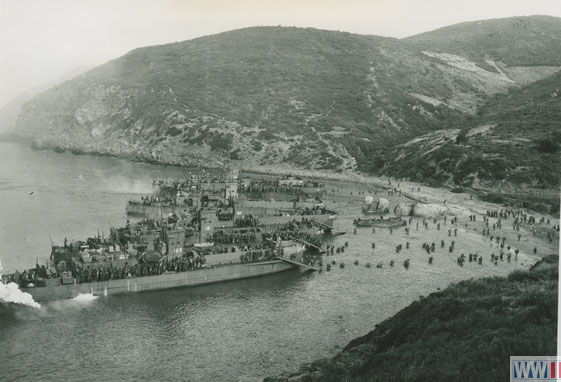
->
536;138;560;153
507;270;543;282
455;128;469;144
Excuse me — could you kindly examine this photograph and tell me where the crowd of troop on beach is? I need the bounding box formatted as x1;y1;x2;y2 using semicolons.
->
323;197;559;273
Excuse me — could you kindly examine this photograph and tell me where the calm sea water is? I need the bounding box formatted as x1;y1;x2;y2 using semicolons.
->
0;141;533;382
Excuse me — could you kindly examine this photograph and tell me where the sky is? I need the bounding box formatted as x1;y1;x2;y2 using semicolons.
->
0;0;560;107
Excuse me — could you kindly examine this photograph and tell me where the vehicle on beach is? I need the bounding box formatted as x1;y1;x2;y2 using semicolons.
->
362;196;390;215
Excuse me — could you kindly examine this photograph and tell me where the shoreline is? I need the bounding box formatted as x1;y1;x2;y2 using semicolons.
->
14;136;559;220
264;255;559;382
1;138;558;382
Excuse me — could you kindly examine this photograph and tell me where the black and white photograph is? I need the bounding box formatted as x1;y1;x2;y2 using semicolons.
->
0;1;560;381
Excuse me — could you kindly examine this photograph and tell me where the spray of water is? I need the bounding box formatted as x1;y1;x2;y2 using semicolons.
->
72;293;98;302
0;259;41;309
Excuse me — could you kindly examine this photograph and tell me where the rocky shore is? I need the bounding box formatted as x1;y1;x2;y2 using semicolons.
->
265;255;558;382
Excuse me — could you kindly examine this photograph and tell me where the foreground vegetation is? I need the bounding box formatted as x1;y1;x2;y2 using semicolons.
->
266;255;558;382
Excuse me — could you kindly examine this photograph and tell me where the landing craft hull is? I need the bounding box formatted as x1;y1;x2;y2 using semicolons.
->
25;261;296;302
126;203;189;219
353;218;406;228
259;214;336;228
241;191;306;202
125;203;336;228
241;190;324;200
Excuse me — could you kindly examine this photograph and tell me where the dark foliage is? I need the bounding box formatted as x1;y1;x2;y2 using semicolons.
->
381;69;561;192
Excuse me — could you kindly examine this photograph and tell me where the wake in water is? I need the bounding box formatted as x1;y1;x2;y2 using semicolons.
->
0;259;41;309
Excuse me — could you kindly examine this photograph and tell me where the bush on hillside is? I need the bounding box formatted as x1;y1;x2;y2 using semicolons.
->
536;136;561;153
455;128;469;144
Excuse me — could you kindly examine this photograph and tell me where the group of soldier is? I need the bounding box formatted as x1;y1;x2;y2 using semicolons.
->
212;230;258;244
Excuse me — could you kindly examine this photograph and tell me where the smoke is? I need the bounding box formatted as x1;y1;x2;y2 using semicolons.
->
0;283;42;309
0;259;42;309
105;178;154;195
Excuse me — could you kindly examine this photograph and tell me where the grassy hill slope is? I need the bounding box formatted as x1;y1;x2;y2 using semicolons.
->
13;17;561;185
380;70;561;195
405;15;561;69
16;27;473;170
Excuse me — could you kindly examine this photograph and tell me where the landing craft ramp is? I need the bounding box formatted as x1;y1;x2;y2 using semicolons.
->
276;257;319;272
289;236;324;252
309;219;332;232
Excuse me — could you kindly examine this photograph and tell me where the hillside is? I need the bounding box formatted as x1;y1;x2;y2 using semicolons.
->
405;15;561;82
0;66;90;134
266;255;558;382
15;27;470;171
13;17;561;182
380;70;561;203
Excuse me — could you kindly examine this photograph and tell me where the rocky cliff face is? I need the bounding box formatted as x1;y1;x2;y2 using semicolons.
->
14;17;561;181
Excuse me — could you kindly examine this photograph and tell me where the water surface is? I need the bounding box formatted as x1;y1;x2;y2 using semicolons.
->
0;142;532;381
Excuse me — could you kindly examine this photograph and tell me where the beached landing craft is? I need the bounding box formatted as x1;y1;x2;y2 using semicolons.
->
353;216;406;228
126;171;329;220
2;217;318;302
239;174;325;200
2;172;332;303
23;254;305;302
